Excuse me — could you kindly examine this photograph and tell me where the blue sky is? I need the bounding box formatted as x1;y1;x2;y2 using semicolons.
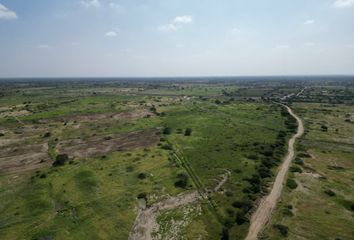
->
0;0;354;77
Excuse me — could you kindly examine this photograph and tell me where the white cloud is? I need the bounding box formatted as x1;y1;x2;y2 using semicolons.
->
173;15;193;24
159;15;193;32
304;19;315;25
0;3;17;20
158;24;179;32
80;0;101;8
105;31;118;37
176;44;185;48
276;44;290;49
333;0;354;8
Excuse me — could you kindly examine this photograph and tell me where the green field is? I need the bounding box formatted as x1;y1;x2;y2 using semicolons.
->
0;79;353;239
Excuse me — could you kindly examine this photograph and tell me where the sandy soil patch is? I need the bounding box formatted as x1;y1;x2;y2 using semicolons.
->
57;128;160;159
0;143;51;173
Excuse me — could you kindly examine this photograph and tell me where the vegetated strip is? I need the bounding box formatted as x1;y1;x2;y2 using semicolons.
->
245;103;304;240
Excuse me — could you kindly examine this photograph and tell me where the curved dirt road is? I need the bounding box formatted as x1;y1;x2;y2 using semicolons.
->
245;104;304;240
129;171;230;240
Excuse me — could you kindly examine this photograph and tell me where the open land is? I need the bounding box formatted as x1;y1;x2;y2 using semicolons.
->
0;77;353;239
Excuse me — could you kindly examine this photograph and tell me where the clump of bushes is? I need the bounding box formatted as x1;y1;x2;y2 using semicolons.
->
324;189;336;197
289;166;302;173
235;211;248;225
161;143;173;150
286;179;298;190
294;158;304;165
174;173;189;188
273;224;289;237
297;152;311;158
52;154;69;167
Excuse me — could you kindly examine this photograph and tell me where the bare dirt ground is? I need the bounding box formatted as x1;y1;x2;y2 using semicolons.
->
129;171;231;240
0;143;51;173
52;109;153;124
57;128;160;159
245;104;304;240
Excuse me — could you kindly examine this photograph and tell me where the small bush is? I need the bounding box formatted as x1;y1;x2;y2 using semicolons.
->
298;152;311;158
161;144;173;150
174;173;189;188
273;224;289;237
324;189;336;197
235;211;248;225
137;192;147;200
221;228;229;240
289;166;302;173
163;127;171;135
39;173;47;179
283;208;294;216
294;158;304;165
126;166;134;172
286;179;298;189
184;128;192;136
321;125;328;132
52;154;69;167
43;132;51;138
138;173;147;179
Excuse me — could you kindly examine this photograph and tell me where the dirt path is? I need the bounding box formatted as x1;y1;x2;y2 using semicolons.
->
245;104;304;240
129;171;230;240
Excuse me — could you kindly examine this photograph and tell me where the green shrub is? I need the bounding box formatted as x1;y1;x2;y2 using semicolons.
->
184;128;192;136
174;173;189;188
286;179;298;189
324;189;336;197
137;192;147;200
126;166;134;172
294;158;304;165
138;173;147;179
273;224;289;237
52;154;69;167
289;166;302;173
163;127;171;135
235;211;248;225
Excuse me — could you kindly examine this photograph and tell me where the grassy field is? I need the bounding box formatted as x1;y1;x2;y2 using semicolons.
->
264;102;354;239
1;78;353;239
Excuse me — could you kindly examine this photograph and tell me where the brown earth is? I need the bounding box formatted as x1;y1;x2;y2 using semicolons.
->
0;143;51;173
57;128;160;159
39;109;153;124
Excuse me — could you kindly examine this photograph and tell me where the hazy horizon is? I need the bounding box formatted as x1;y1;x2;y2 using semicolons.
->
1;0;354;77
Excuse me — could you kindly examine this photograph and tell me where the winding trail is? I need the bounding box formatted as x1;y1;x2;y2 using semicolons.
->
245;104;304;240
129;171;230;240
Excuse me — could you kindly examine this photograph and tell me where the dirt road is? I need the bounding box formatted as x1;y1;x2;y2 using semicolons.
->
245;104;304;240
129;171;230;240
